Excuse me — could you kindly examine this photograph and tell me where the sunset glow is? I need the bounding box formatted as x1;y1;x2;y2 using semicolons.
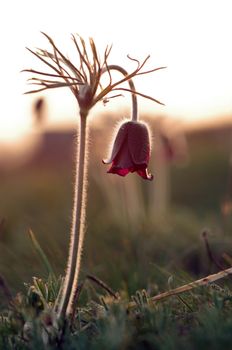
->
1;0;232;141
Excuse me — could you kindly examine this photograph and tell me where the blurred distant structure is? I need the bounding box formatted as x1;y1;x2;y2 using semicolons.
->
33;97;47;127
221;145;232;218
27;130;75;170
151;117;189;218
0;115;231;170
1;114;232;216
1;118;232;169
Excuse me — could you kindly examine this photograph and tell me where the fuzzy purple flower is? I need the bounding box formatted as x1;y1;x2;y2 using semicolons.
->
103;121;153;180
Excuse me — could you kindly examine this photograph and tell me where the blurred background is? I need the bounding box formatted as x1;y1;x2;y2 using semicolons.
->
1;0;232;296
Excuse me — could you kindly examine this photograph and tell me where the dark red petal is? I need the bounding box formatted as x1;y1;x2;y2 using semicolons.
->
107;166;130;177
127;121;151;165
102;121;130;164
112;136;134;169
108;163;153;181
137;168;154;181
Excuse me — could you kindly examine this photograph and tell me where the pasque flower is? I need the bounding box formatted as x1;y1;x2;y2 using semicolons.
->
103;121;153;180
23;32;165;322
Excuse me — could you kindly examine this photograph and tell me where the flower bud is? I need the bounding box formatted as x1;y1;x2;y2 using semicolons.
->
78;84;93;114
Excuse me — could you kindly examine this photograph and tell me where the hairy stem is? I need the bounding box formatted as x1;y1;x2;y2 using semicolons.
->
106;65;138;121
57;66;137;320
57;112;88;319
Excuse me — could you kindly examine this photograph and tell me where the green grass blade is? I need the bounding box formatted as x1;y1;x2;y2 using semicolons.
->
28;228;56;279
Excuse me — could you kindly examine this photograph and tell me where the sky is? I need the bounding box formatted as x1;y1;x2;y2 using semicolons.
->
1;0;232;142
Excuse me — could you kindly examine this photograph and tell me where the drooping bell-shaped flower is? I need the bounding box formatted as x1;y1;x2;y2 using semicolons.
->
103;120;153;180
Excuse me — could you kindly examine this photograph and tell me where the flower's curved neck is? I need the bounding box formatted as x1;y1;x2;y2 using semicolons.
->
106;65;138;122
